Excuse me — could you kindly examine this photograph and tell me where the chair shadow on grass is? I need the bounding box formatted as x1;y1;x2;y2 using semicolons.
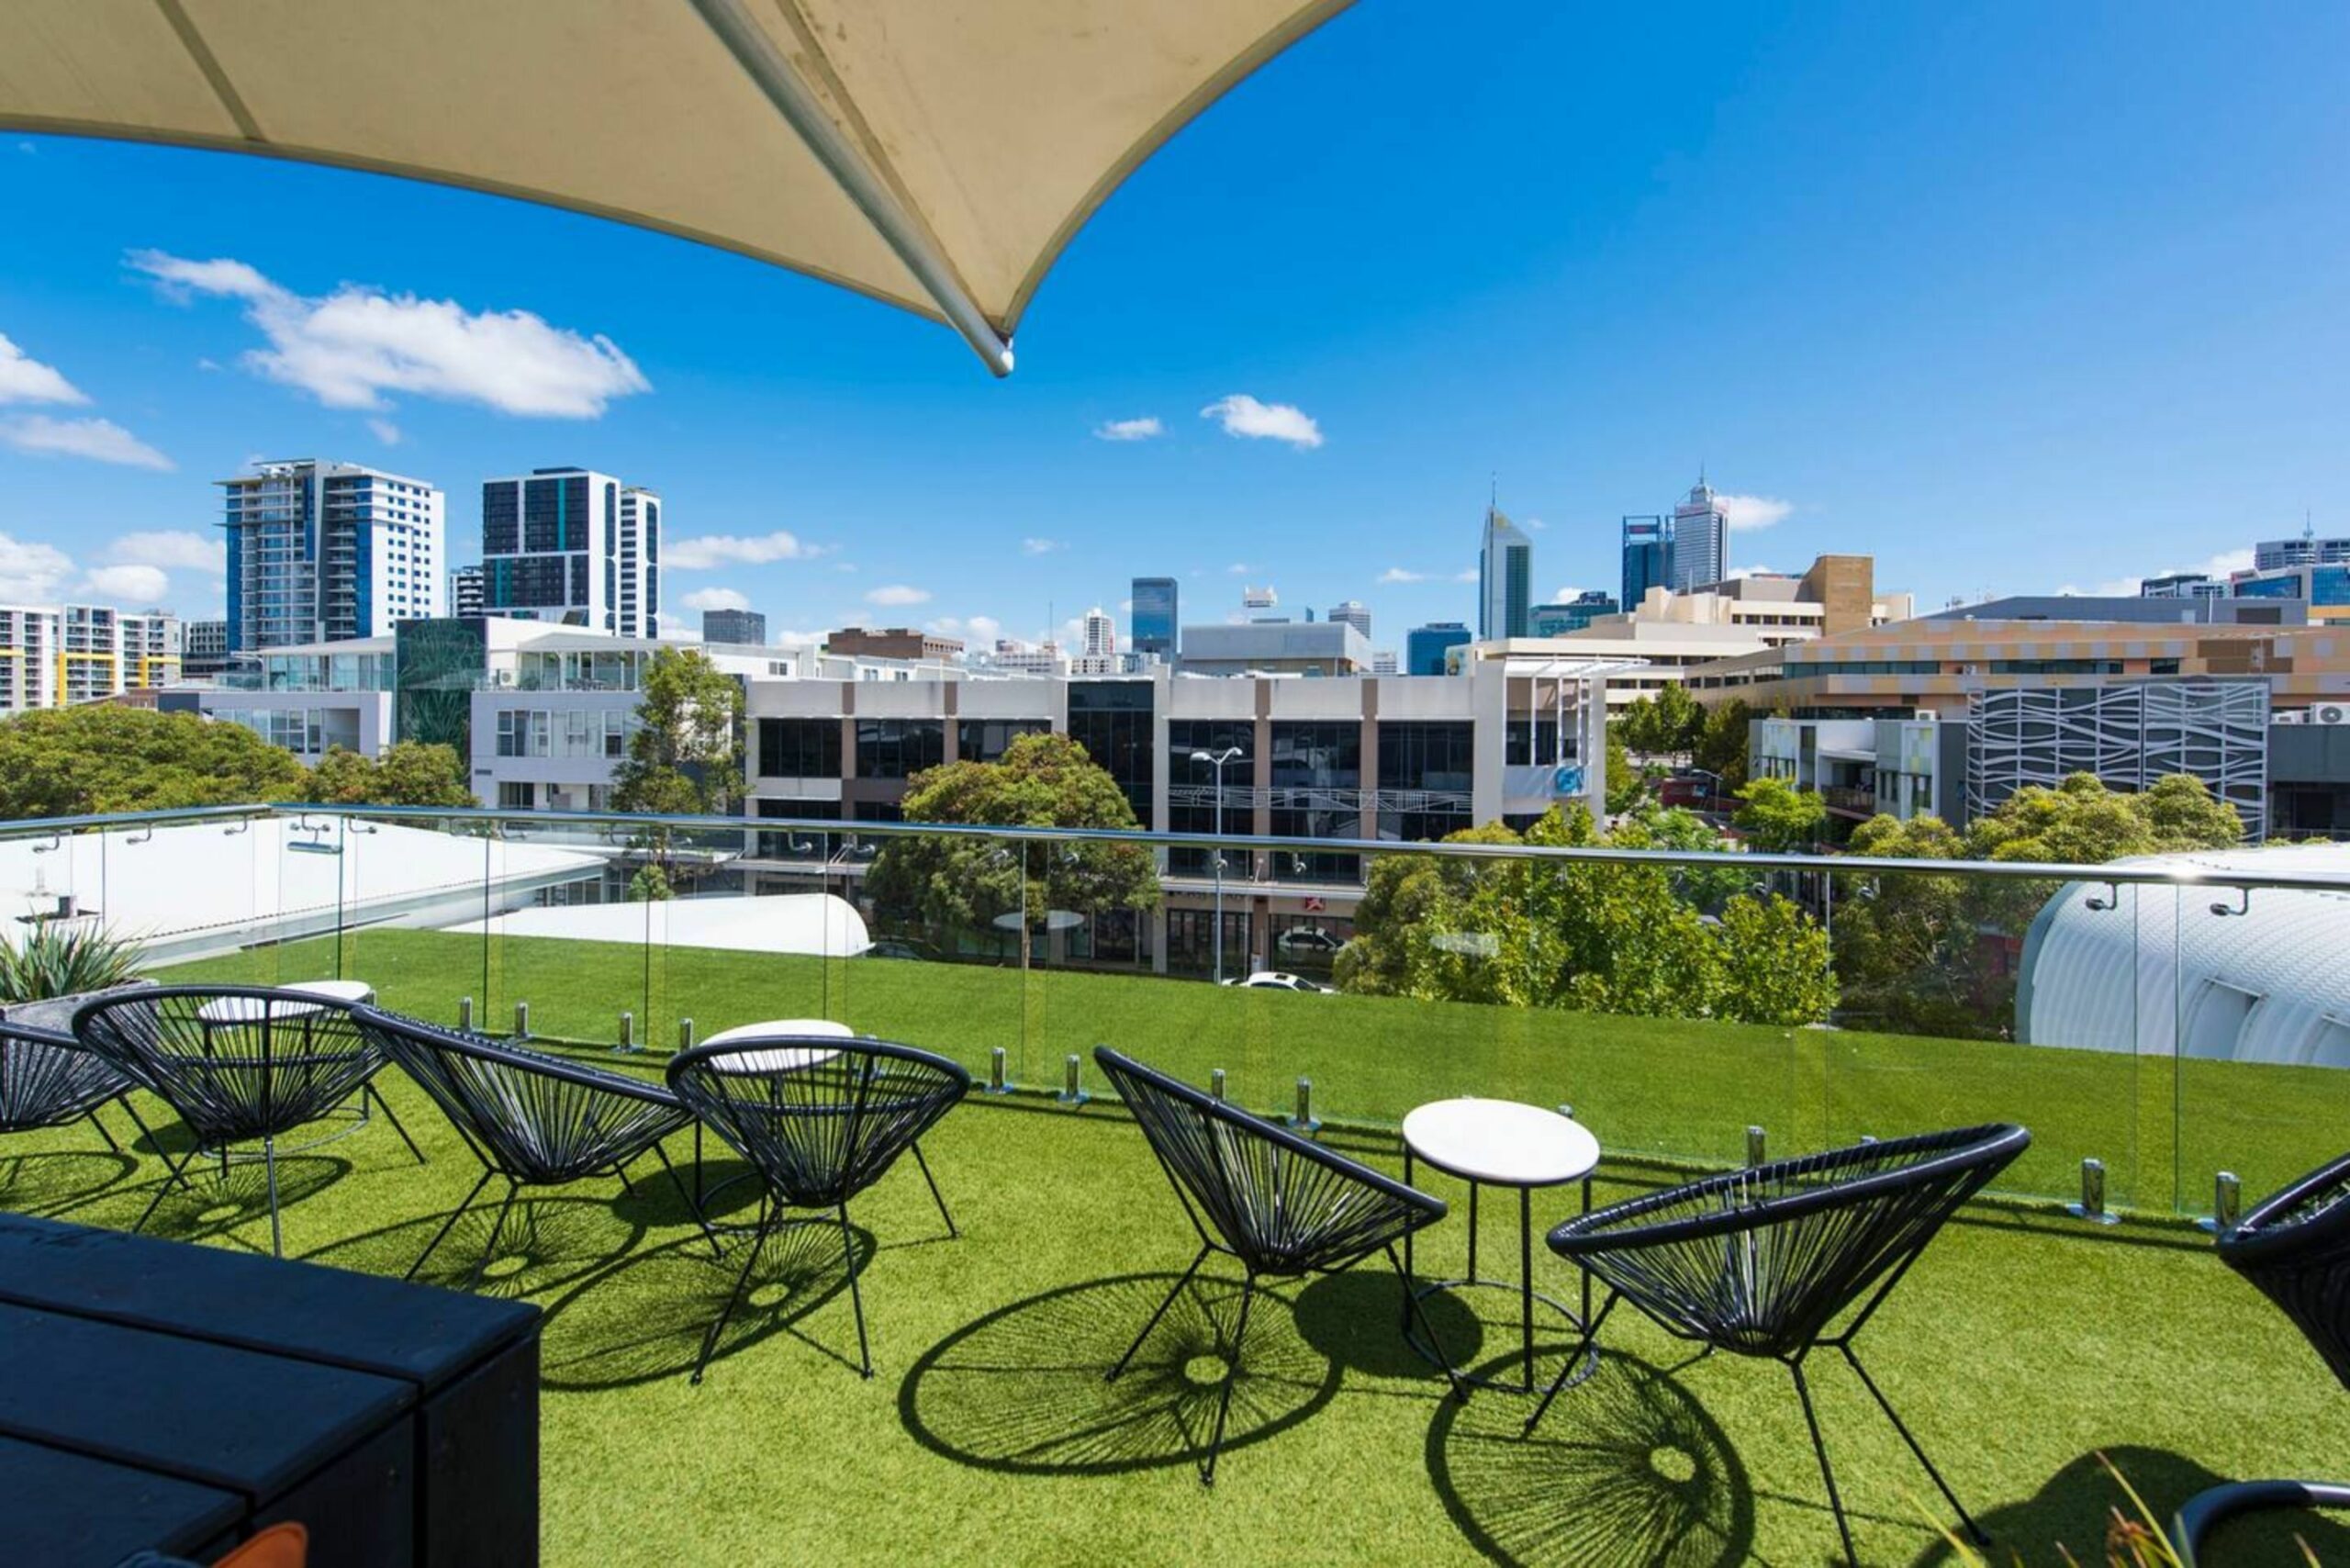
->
537;1215;870;1390
1906;1444;2350;1567
49;1152;349;1254
0;1148;137;1215
300;1193;644;1303
898;1271;1344;1478
1427;1347;1753;1568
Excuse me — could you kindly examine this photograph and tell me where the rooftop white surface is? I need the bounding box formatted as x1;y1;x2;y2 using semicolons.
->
457;892;870;959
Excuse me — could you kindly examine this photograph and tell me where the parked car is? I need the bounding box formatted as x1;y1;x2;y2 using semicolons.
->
867;937;939;961
1274;927;1344;955
1219;970;1332;992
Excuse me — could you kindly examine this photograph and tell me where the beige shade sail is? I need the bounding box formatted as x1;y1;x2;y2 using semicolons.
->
0;0;1352;374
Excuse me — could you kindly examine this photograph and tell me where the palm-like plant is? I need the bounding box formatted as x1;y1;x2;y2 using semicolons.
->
0;922;140;1004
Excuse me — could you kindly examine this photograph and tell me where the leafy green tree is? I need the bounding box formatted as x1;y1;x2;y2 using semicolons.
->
611;648;743;817
1602;727;1648;815
0;706;306;819
627;864;675;902
1617;802;1746;913
1963;773;2154;866
1693;698;1752;795
865;733;1159;966
297;742;474;808
2137;773;2244;853
1617;686;1703;761
1714;894;1838;1025
1338;804;1834;1027
1733;775;1828;852
1830;813;1983;1035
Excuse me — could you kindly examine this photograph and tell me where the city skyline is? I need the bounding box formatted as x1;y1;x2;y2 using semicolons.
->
0;4;2343;644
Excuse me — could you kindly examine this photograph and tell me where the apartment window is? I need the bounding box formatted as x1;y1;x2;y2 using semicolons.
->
495;709;551;758
1379;722;1473;794
498;782;534;810
854;719;944;779
956;718;1047;764
759;717;844;778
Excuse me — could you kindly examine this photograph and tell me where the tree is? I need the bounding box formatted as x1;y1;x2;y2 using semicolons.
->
1830;813;1982;1035
1693;698;1753;795
2137;773;2244;853
0;706;306;819
297;742;473;808
1603;727;1648;815
1733;775;1827;852
1963;773;2154;866
1616;802;1747;913
864;733;1159;967
1337;804;1836;1027
611;648;744;818
1617;685;1703;761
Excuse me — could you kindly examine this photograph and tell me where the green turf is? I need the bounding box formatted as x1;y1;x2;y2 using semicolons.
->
162;926;2350;1218
6;1065;2345;1567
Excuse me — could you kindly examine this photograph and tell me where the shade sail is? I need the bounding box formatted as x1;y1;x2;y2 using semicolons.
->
0;0;1351;374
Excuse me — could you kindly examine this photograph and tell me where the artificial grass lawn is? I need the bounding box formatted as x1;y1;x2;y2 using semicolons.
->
5;1065;2346;1567
164;926;2350;1218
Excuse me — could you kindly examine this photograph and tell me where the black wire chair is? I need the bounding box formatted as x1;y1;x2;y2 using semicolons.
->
0;1016;154;1154
72;985;424;1257
353;1006;706;1287
1092;1046;1456;1485
2171;1150;2350;1565
666;1034;968;1383
1523;1123;2030;1565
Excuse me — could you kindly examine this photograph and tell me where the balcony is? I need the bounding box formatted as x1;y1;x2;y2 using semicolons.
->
4;804;2347;1563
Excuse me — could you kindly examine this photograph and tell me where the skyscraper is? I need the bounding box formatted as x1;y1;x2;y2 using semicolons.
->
479;466;659;634
218;458;446;653
703;608;767;644
447;565;484;618
1405;621;1472;676
1080;606;1117;657
1621;515;1670;610
1326;599;1371;640
1478;506;1532;639
1670;477;1729;592
1131;577;1178;655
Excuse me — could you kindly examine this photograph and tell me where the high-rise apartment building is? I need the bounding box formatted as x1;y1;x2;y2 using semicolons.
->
1326;599;1371;641
702;608;767;644
182;619;229;679
1081;607;1117;658
1371;649;1400;675
447;565;485;618
1621;515;1670;610
218;459;445;653
1478;506;1532;639
0;602;182;711
2142;572;2227;599
479;466;659;634
1670;478;1729;592
1131;577;1178;655
1405;621;1472;676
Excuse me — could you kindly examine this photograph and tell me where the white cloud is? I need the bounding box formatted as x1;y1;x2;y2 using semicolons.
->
1021;537;1062;556
0;415;173;470
366;417;402;446
1199;394;1323;450
1726;564;1778;580
0;533;75;600
1718;493;1794;532
1552;586;1586;600
930;614;1003;644
865;584;932;608
1225;562;1253;576
0;334;87;406
682;586;751;612
129;249;649;418
1453;567;1480;583
1093;416;1163;442
663;531;820;569
1523;517;1549;532
83;563;168;603
772;628;829;647
108;531;223;576
1378;567;1428;584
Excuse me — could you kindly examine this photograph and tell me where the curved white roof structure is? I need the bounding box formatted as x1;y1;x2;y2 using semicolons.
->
459;891;869;958
2018;844;2350;1067
0;0;1350;373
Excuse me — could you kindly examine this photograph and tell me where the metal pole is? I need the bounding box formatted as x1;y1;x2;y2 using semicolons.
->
513;1001;530;1041
986;1046;1010;1096
1746;1126;1766;1167
458;996;473;1032
1212;758;1225;986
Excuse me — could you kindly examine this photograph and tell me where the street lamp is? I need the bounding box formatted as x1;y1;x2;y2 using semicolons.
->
1192;745;1246;984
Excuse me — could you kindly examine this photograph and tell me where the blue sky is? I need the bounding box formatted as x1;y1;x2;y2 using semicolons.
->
2;1;2346;644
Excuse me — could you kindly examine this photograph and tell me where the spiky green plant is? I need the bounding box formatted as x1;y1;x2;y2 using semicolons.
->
0;922;141;1004
1932;1452;2317;1566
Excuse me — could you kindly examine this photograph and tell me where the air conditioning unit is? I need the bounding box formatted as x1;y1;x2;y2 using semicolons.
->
2275;710;2309;725
1912;709;1936;722
2315;702;2350;726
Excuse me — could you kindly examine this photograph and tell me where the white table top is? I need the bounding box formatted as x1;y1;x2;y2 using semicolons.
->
1402;1097;1599;1187
699;1017;852;1073
196;979;375;1025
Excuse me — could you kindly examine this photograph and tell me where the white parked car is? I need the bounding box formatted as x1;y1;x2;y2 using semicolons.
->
1220;970;1331;992
1275;927;1345;955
